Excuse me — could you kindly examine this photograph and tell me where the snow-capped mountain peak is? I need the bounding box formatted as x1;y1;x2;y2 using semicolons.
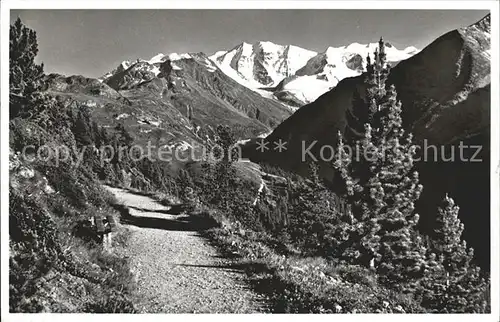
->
209;41;317;87
271;41;419;105
120;61;131;70
168;52;192;61
148;53;167;64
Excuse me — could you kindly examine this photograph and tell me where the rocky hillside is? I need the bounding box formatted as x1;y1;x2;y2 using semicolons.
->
246;14;491;268
44;52;292;156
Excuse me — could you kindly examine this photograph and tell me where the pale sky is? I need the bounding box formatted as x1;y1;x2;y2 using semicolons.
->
10;10;489;78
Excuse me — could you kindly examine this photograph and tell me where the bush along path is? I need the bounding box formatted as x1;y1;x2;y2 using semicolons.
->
104;186;268;313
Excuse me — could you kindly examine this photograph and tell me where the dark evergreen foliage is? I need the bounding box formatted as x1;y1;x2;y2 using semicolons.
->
332;38;489;312
333;39;426;288
344;37;390;143
419;195;489;312
10;17;45;118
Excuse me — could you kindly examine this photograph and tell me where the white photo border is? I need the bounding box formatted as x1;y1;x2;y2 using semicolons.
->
1;1;498;321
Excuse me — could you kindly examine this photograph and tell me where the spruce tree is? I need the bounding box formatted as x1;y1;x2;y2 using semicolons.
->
211;125;238;212
308;161;321;187
72;108;93;147
433;194;473;273
115;123;134;147
344;37;390;143
333;38;427;288
420;194;489;312
10;17;45;118
214;125;237;162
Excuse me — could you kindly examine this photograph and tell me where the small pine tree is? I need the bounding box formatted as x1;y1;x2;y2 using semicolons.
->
278;195;289;227
420;194;490;313
210;125;238;211
115;123;134;147
333;38;427;288
344;37;390;143
186;105;193;122
72;108;93;147
308;161;321;187
433;194;474;273
178;168;193;194
10;17;45;119
170;179;180;198
214;124;237;162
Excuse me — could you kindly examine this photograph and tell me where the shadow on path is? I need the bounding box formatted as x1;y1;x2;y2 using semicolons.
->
128;204;186;215
111;202;216;232
176;262;269;274
175;263;243;274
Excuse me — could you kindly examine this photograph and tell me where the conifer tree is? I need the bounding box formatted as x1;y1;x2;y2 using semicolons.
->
433;194;473;273
178;168;196;207
308;161;321;187
10;17;45;118
214;125;237;162
178;168;193;190
333;38;427;287
210;125;238;211
115;123;134;147
186;105;193;122
72;108;93;147
277;195;289;227
419;194;489;312
344;37;390;143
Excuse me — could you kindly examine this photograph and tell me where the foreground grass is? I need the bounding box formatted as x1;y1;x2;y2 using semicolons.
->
201;225;424;313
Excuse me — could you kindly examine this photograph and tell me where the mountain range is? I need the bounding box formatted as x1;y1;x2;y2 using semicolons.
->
45;38;419;155
99;40;419;108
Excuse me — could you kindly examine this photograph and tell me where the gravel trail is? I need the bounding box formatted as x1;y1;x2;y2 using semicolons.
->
105;186;266;313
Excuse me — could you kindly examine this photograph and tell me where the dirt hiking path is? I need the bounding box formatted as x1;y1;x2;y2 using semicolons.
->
105;186;266;313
